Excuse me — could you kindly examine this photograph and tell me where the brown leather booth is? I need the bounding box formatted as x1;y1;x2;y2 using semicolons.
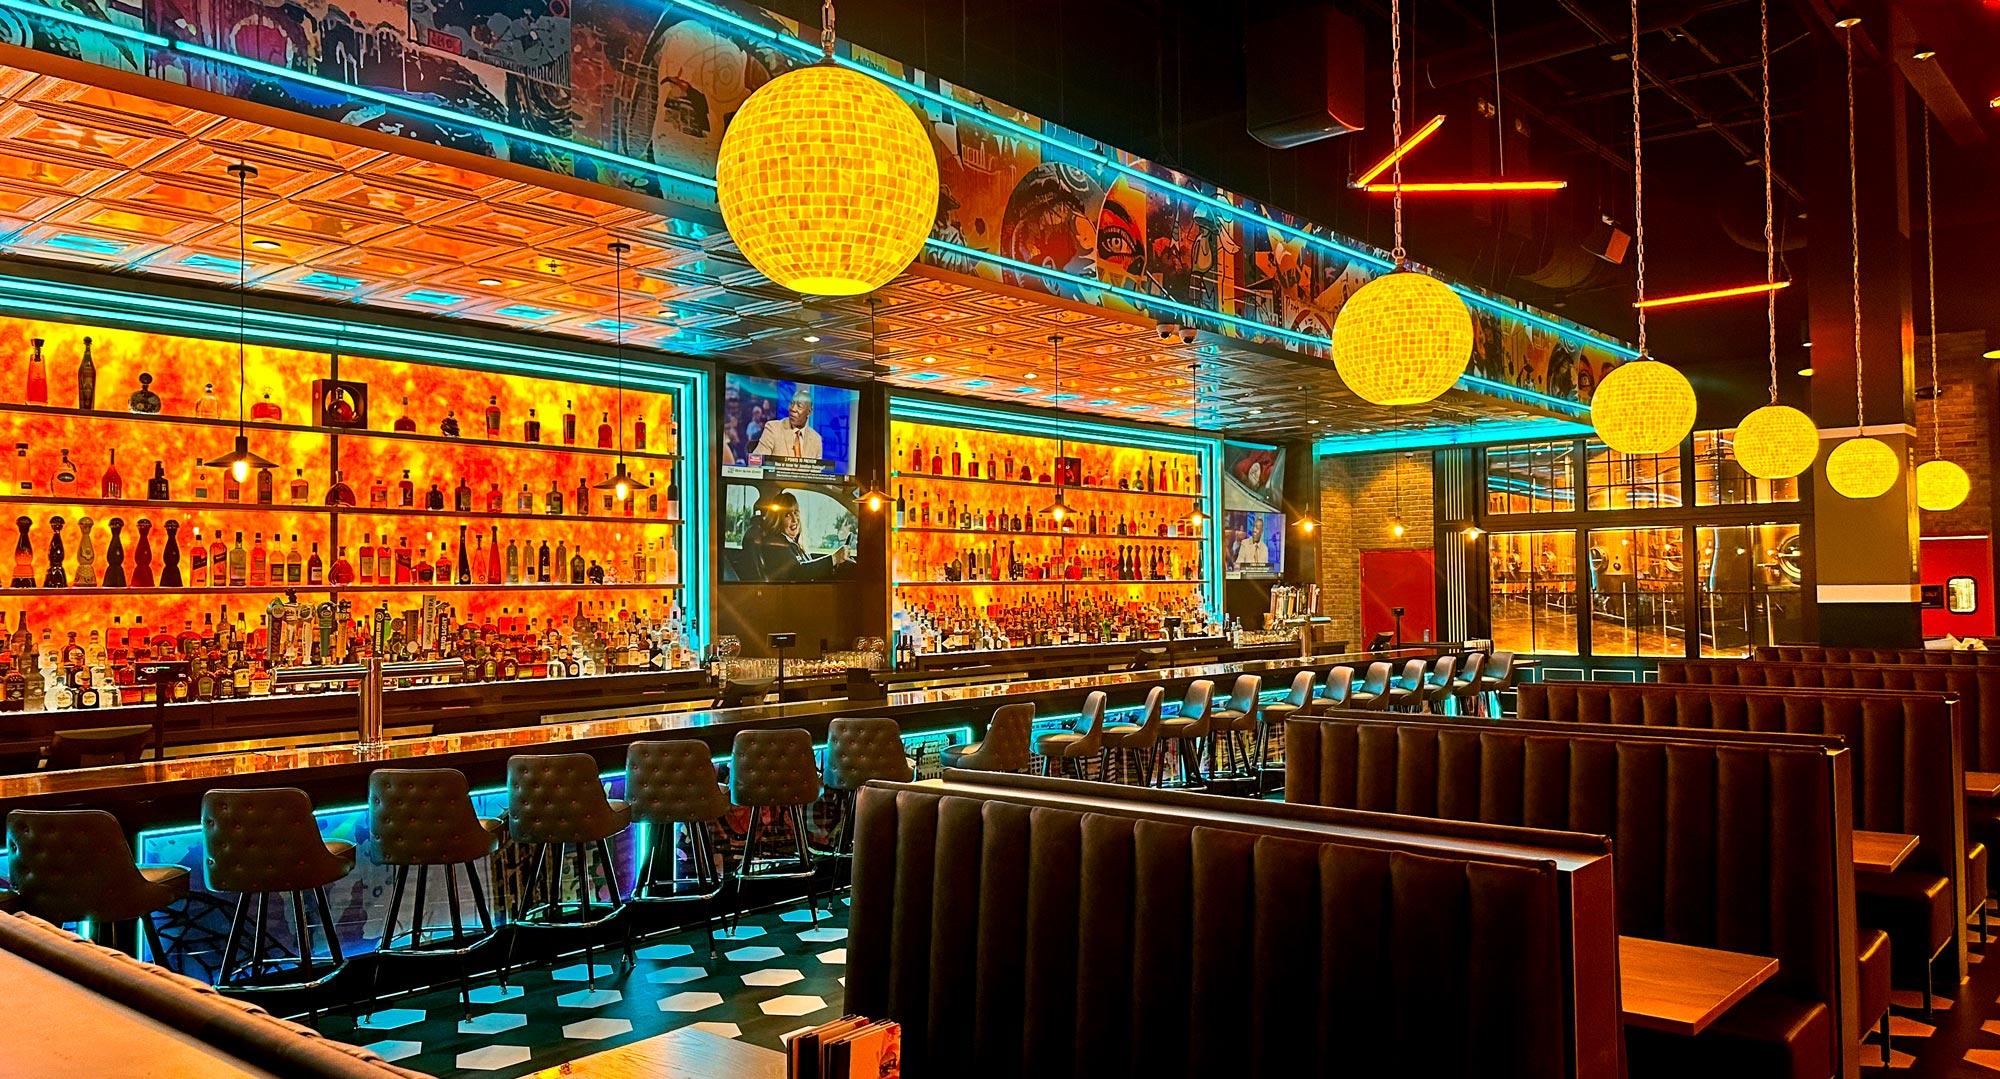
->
1520;679;1973;988
1756;646;1998;667
845;770;1622;1079
1286;713;1859;1079
0;912;423;1078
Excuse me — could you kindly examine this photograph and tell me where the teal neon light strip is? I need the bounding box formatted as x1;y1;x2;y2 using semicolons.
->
889;394;1224;621
1315;417;1595;456
0;270;713;644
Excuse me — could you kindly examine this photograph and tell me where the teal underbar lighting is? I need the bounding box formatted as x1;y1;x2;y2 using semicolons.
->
889;394;1225;622
0;268;713;644
1315;417;1595;456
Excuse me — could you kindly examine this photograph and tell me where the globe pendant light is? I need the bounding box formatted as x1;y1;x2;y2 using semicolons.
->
714;0;939;296
1730;0;1817;479
1329;0;1472;406
592;241;650;503
1591;0;1695;456
203;162;279;483
1823;22;1899;501
1913;109;1968;511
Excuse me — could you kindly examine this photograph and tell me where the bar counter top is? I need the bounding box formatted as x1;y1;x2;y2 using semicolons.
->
0;646;1446;829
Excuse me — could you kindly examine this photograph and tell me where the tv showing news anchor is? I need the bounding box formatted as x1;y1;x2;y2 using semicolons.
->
722;372;860;481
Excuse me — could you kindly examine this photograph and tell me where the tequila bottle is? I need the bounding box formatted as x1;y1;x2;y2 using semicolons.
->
130;518;155;587
11;516;35;587
127;372;162;414
159;519;183;588
73;516;96;587
40;516;65;588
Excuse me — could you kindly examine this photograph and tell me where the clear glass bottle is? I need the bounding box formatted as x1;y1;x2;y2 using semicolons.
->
194;382;221;419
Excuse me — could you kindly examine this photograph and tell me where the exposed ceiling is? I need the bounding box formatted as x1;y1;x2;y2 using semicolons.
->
0;62;1564;440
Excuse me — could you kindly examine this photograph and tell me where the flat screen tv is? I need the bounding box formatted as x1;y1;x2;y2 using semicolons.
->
722;372;860;482
721;480;861;583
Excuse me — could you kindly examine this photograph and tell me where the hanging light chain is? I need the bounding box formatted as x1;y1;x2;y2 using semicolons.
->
821;0;837;60
1922;113;1940;461
1844;28;1864;429
1629;0;1647;357
1389;0;1406;264
1760;0;1777;403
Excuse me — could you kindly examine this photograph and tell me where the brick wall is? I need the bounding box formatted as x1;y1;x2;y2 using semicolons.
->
1315;451;1435;644
1915;331;1992;539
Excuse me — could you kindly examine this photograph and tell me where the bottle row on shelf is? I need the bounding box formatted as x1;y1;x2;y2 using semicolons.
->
6;515;680;592
1;595;699;713
895;437;1198;494
890;488;1202;538
896;542;1201;585
892;593;1218;657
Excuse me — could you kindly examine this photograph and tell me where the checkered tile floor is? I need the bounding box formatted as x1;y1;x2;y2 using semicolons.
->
319;900;847;1077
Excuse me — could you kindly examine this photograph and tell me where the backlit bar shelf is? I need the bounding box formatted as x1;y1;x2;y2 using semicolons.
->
887;468;1205;501
892;526;1202;542
894;578;1195;587
0;580;682;598
0;493;682;527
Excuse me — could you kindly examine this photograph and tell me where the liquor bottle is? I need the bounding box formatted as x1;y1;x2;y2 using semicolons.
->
227;531;247;587
306;542;323;585
483;396;501;438
524;408;541;443
358;533;376;583
74;517;96;587
75;336;96;410
393;538;412;584
951;442;962;476
910;441;924;471
24;338;47;404
894;487;906;528
485;483;502;513
194;383;220;419
569;546;586;584
431;543;450;584
665;475;680;519
329;545;354;586
537;538;551;582
646;473;660;516
206;531;225;588
456;524;472;584
439;409;460;437
286;535;303;585
1;666;21;712
930;446;942;475
561;400;577;445
633;414;647;451
290;469;311;504
506;538;521;583
545;481;563;516
54;449;76;494
159;519;182;588
574;475;590;517
486;525;502;583
131;519;155;587
513;482;532;513
250;391;281;421
393;396;417;433
100;518;127;587
324;470;356;507
597;411;613;449
40;516;65;588
247;532;267;586
255;466;274;505
221;461;241;503
185;525;207;587
192;458;211;502
397;470;415;507
425;482;446;512
99;449;122;499
127;372;161;414
372;533;387;585
554;538;568;581
449;475;470;513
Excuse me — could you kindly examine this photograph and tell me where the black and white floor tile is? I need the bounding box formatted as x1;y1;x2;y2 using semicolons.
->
320;901;848;1078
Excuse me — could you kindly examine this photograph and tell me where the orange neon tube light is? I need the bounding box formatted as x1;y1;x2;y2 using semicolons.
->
1359;180;1569;193
1353;114;1448;187
1633;280;1791;309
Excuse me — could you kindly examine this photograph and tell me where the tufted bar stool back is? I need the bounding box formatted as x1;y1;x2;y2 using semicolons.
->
625;739;732;956
728;728;824;930
201;787;355;992
366;768;504;1019
1101;686;1168;786
1157;679;1215;788
5;808;189;964
821;719;912;887
502;753;634;991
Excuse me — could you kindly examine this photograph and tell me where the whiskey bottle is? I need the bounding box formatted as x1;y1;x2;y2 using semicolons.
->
206;532;225;587
574;476;590;517
41;516;65;588
397;470;414;507
250;391;281;421
192;458;211;501
187;524;207;587
131;518;155;587
439;409;460;437
248;532;267;586
76;336;96;410
524;408;542;443
484;396;501;438
227;531;247;587
597;411;613;449
194;383;220;419
633;415;647;451
454;476;472;512
358;533;376;582
393;396;417;433
290;469;311;504
255;466;274;505
425;482;446;512
159;519;182;588
569;547;585;584
25;338;48;404
561;400;577;445
545;481;563;516
286;535;303;584
506;538;521;583
54;449;77;494
101;518;126;588
516;483;533;513
537;538;551;582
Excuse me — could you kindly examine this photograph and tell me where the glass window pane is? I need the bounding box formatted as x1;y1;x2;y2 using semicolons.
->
1588;527;1686;657
1696;523;1807;657
1586;440;1684;510
1693;430;1805;506
1486;441;1577;516
1490;530;1578;655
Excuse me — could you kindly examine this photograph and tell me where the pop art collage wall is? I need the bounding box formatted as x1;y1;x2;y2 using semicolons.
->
1;0;1623;404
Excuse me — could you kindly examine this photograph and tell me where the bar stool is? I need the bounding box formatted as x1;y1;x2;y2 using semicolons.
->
729;729;823;929
1253;672;1315;794
503;753;633;991
941;703;1034;772
366;768;504;1020
5;808;188;964
201;787;354;991
626;739;733;958
1314;667;1356;713
1035;691;1108;779
1477;651;1519;716
1157;680;1214;788
1205;675;1262;780
821;719;912;886
1101;686;1167;785
1383;659;1430;711
1447;653;1486;717
1345;662;1392;711
1417;656;1460;714
44;724;153;770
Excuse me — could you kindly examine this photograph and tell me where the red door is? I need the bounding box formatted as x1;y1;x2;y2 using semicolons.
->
1920;536;1995;639
1360;549;1437;645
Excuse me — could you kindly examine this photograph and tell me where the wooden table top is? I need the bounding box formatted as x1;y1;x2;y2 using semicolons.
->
1968;771;2000;799
1853;830;1921;874
1619;935;1779;1036
531;1028;784;1079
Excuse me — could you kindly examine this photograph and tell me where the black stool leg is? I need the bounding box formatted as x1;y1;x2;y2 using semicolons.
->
219;892;249;986
411;864;429;952
291;890;314;981
572;843;598;992
251;892;271;982
791;805;818;928
444;863;469;1019
466;860;502;989
597;837;633;973
140;912;169;972
313;887;343;966
734;810;763;937
696;823;721;958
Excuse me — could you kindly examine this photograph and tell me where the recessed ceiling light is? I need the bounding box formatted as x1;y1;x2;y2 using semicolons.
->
1308;419;1319;425
478;277;503;286
1024;372;1037;380
250;239;281;249
921;355;936;364
803;334;821;343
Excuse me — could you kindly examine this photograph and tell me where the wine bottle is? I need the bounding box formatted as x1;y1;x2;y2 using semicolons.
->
75;336;96;410
456;524;472;584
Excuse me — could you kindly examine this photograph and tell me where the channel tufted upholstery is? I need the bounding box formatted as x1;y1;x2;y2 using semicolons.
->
201;788;355;895
729;729;822;809
5;808;188;924
844;775;1617;1079
367;769;499;868
1286;714;1858;1079
824;719;914;791
505;754;630;845
626;739;730;822
942;703;1035;772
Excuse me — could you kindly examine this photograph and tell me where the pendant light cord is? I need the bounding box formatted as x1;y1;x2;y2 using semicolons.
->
610;241;628;467
1922;112;1940;460
1844;27;1864;429
1389;0;1406;263
820;0;836;60
1489;0;1505;176
1760;0;1777;404
235;163;249;433
1629;0;1647;357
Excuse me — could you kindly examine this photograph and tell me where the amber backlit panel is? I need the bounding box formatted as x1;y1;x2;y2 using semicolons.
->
1;316;680;638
